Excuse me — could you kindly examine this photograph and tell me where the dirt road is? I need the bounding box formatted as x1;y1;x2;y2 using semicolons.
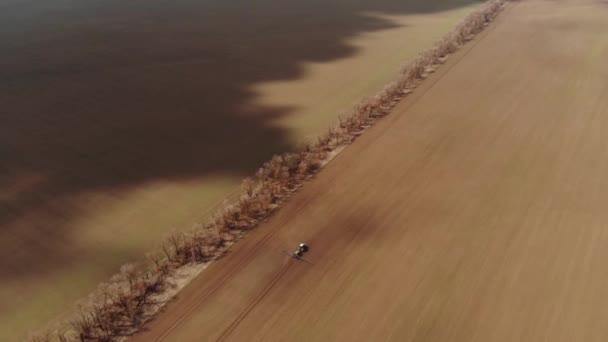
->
131;1;608;341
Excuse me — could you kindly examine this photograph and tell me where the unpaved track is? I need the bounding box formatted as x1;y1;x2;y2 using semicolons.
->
132;1;608;341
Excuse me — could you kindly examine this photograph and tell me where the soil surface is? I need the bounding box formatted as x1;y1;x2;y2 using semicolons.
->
130;1;608;341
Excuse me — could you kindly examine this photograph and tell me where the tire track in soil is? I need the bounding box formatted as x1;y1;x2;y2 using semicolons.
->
215;261;293;342
152;182;327;342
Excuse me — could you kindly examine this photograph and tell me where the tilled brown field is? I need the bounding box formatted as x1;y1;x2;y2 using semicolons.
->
132;0;608;341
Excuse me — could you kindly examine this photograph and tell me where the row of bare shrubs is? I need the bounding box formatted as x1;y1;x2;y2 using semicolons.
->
29;1;507;340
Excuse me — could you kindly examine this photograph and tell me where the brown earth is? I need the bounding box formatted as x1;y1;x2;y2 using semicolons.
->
130;1;608;341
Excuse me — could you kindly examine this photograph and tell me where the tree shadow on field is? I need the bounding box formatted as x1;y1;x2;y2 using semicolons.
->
0;0;480;279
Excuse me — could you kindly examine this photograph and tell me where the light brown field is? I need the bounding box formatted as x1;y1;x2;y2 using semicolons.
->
0;0;483;340
130;1;608;341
